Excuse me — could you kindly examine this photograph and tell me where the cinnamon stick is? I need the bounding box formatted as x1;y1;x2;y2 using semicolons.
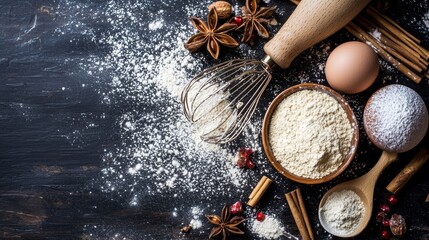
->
355;15;429;75
355;16;426;70
368;6;420;44
247;176;272;207
285;192;311;240
382;44;423;73
426;194;429;203
378;35;428;70
386;148;429;195
366;7;429;60
289;0;300;5
419;57;429;67
290;0;429;83
296;189;314;240
249;176;267;200
346;23;422;83
362;15;421;60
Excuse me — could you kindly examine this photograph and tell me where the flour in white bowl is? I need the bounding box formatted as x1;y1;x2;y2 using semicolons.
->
320;189;365;234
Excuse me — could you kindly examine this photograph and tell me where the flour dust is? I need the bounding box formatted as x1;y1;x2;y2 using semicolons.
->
55;0;267;207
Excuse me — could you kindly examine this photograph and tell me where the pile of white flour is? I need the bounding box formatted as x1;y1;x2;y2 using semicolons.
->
320;189;365;234
269;90;354;179
251;215;285;239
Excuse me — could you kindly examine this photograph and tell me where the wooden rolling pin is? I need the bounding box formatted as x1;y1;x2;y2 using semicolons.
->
386;148;429;195
264;0;371;69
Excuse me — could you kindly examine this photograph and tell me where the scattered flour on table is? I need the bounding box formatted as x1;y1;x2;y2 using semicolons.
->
424;12;429;29
422;7;429;29
369;28;382;40
190;206;203;230
190;219;202;229
54;0;388;206
251;215;284;239
54;0;266;206
53;0;401;214
50;0;428;238
320;190;365;234
191;206;203;216
148;19;164;30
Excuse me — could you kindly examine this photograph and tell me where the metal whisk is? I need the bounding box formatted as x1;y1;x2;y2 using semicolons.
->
181;56;275;144
181;0;370;144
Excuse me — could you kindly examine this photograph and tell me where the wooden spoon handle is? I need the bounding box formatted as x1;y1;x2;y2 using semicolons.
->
360;151;398;188
386;148;429;195
264;0;370;68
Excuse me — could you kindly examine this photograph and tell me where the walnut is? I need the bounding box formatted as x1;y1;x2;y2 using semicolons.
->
208;1;233;19
390;214;406;237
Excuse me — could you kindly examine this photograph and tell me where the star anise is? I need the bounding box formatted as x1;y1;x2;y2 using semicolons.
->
237;0;277;44
206;204;246;240
184;8;238;59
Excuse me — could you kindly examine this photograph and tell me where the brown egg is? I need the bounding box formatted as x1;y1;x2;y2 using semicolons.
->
325;41;379;94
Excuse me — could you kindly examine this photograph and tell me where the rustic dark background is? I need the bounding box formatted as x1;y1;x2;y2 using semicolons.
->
0;0;428;239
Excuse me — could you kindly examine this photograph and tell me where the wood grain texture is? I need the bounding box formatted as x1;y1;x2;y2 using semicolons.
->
386;148;429;194
264;0;370;68
0;0;428;239
319;151;399;238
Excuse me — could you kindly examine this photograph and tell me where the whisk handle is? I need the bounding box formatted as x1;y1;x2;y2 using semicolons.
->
264;0;370;69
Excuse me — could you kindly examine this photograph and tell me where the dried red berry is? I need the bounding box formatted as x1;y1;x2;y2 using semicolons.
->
236;156;247;168
376;211;387;222
237;148;255;169
382;219;390;227
387;195;398;205
230;201;243;215
256;211;265;221
380;204;390;213
233;16;243;25
381;229;390;239
246;160;256;169
239;147;253;159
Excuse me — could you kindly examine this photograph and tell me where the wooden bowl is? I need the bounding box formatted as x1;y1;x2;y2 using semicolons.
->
262;83;359;184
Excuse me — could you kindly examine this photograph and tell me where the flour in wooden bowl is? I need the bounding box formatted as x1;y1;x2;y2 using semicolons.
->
268;89;354;179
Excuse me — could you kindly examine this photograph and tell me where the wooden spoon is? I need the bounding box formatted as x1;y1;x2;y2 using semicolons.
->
318;151;398;237
318;84;428;237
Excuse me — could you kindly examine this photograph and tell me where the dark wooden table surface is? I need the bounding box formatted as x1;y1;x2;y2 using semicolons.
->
0;0;428;239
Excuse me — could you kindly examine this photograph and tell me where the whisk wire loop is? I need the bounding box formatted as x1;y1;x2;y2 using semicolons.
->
181;58;272;144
